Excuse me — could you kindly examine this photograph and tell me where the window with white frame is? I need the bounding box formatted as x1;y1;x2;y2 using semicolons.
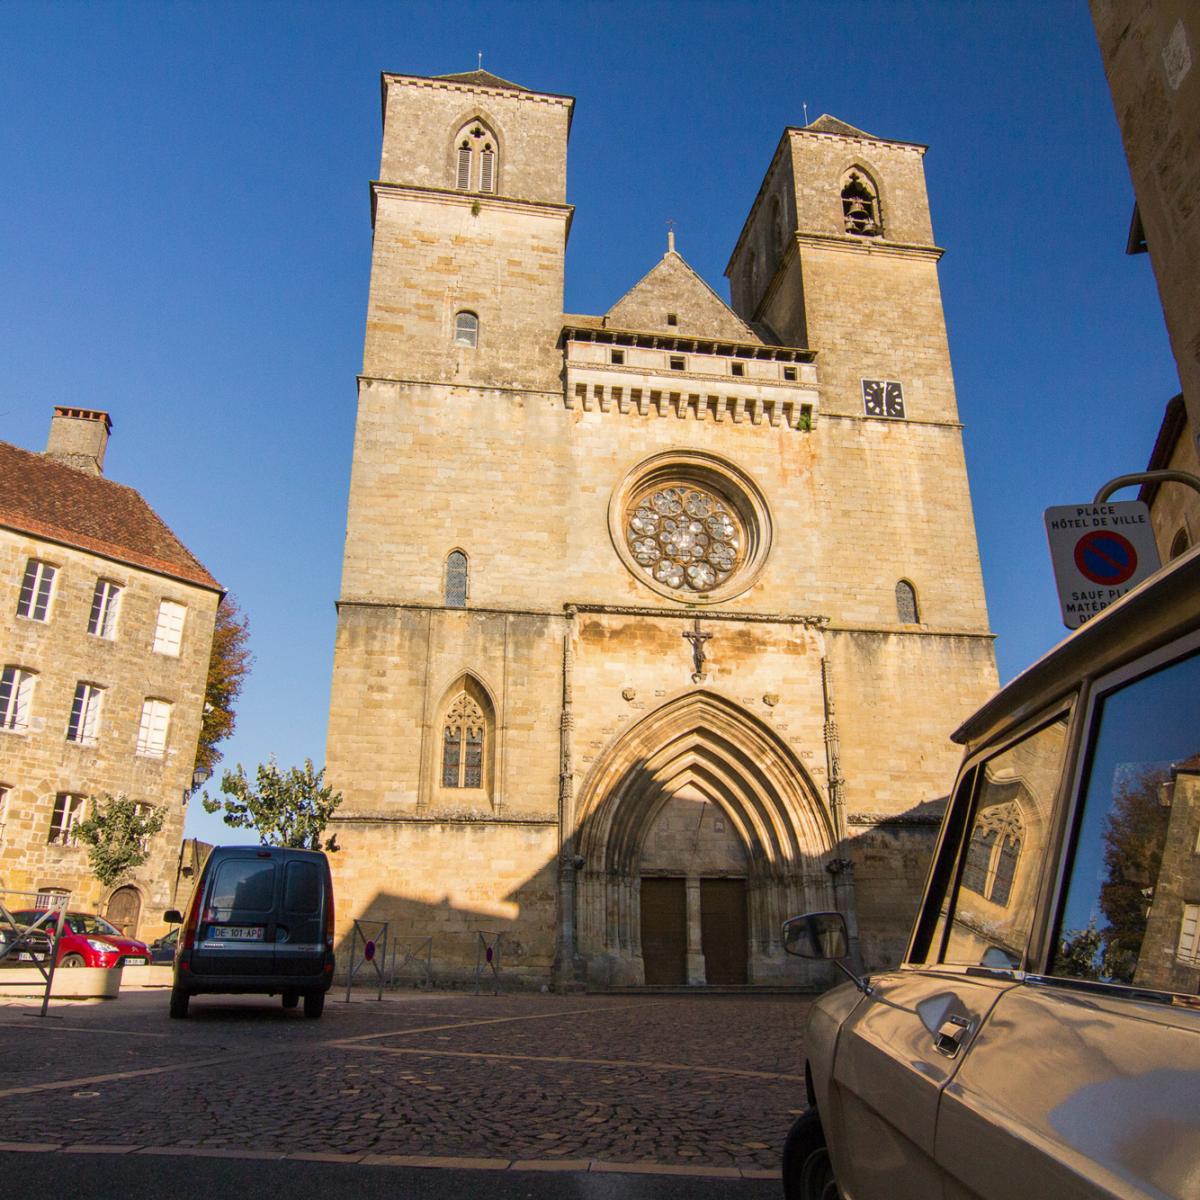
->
136;698;172;758
66;683;104;745
16;559;56;621
0;667;36;732
152;600;186;656
1179;904;1200;968
0;784;9;842
88;579;122;639
35;887;69;910
48;793;86;845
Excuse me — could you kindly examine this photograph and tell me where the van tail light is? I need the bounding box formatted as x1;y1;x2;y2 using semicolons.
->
180;886;204;955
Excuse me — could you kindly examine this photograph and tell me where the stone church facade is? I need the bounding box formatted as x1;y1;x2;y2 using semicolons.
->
325;69;998;987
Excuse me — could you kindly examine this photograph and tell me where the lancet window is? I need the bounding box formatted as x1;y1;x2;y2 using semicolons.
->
842;170;882;236
442;692;486;789
453;120;498;194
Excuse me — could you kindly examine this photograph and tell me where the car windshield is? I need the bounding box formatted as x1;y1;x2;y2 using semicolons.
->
64;914;123;937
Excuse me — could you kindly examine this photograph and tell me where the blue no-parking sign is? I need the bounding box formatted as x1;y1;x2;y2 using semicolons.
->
1045;502;1161;629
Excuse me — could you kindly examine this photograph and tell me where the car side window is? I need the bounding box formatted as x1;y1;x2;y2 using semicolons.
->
1051;649;1200;996
941;714;1070;969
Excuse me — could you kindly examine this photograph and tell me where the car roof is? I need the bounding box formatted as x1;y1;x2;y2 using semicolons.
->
953;543;1200;751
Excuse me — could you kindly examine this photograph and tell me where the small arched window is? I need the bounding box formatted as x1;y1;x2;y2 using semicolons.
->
895;580;919;624
445;551;468;607
842;170;881;237
441;691;486;789
1169;527;1191;561
453;120;498;194
454;311;479;348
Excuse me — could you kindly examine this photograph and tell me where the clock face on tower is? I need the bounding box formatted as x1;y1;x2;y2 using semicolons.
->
862;378;905;419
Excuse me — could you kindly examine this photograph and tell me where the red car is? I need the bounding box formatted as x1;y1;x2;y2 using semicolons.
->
11;910;151;968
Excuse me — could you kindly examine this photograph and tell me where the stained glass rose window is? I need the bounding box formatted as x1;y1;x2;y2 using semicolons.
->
624;485;744;593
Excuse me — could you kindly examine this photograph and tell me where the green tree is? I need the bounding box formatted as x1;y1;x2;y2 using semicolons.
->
202;758;342;851
194;595;252;781
1099;768;1170;983
75;794;167;888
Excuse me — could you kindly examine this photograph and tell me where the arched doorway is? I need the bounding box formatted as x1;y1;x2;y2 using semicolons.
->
574;691;838;987
106;886;141;938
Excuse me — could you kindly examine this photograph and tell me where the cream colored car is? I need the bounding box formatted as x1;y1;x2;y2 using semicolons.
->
784;545;1200;1200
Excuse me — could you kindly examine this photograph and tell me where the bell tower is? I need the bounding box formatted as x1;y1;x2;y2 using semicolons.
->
727;115;957;425
363;69;574;393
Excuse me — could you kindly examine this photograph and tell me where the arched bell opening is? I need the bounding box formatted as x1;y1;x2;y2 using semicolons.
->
573;691;838;987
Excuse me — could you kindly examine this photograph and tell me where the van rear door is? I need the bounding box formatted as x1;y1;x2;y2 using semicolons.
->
274;855;326;979
191;853;278;976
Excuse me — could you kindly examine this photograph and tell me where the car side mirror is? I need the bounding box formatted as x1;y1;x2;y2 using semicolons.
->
783;911;849;960
163;910;183;924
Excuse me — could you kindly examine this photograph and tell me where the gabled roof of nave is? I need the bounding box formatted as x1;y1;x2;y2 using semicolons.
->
0;440;221;592
602;247;761;343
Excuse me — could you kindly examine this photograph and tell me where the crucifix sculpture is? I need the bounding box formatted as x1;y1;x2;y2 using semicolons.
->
682;617;712;683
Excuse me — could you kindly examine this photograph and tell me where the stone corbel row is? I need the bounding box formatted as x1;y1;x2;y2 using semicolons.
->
566;383;815;430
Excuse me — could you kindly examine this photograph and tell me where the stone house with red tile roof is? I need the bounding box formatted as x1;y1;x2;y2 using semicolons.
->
0;408;221;943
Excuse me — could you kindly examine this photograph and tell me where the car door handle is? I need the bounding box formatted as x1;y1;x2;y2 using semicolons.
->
933;1014;972;1058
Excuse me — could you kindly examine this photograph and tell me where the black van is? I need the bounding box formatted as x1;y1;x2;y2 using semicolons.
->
164;845;335;1019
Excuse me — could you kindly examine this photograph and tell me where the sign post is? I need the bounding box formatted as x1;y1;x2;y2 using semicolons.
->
1044;501;1161;629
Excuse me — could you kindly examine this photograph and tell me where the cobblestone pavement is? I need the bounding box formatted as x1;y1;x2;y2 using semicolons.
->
0;989;813;1178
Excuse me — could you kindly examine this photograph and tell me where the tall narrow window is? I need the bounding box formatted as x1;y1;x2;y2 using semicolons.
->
0;667;36;732
842;170;882;236
454;311;479;348
441;693;486;789
48;793;86;845
0;784;9;841
445;551;468;608
1180;904;1200;968
66;683;104;745
153;600;186;656
1170;528;1191;561
136;698;172;758
895;580;919;624
453;120;499;193
88;579;122;638
16;559;56;621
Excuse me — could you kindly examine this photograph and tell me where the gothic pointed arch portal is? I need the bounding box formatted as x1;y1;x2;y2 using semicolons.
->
573;691;839;986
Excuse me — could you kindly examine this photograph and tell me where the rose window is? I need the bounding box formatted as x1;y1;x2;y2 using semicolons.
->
625;486;744;593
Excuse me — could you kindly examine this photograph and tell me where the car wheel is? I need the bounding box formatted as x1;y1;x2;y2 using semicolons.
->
169;986;190;1019
782;1109;839;1200
282;990;299;1010
59;953;86;968
302;990;325;1019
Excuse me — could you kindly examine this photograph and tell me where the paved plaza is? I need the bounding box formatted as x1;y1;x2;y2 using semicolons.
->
0;988;813;1189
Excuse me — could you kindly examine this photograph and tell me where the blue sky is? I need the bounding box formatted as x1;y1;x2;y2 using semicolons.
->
0;2;1178;844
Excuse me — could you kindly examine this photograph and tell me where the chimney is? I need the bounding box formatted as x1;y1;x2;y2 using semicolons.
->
44;407;112;475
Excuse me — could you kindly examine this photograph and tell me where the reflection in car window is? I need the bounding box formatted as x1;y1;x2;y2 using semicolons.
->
64;914;121;936
208;860;276;913
1052;650;1200;995
942;715;1068;968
